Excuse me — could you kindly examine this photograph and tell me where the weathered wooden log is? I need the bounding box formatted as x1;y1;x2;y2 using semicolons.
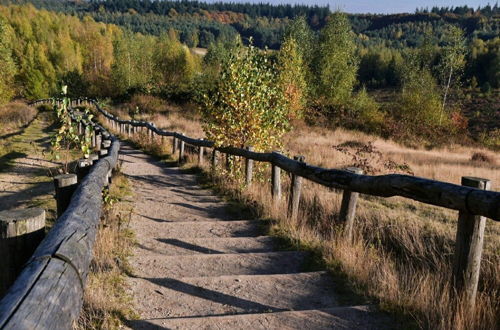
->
245;146;254;186
89;154;99;165
272;155;282;204
211;149;218;171
0;208;45;297
225;153;231;171
288;156;305;220
98;149;108;158
178;134;185;164
0;140;120;329
90;129;96;148
94;132;102;152
198;144;204;166
338;167;363;242
172;136;178;153
54;174;78;218
453;177;490;308
102;139;111;149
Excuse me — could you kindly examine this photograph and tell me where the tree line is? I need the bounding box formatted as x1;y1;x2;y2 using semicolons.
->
0;3;497;146
3;0;497;91
0;4;201;102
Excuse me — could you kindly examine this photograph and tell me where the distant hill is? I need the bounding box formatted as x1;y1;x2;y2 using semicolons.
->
1;0;498;49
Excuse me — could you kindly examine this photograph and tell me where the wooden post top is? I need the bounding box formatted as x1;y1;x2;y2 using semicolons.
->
345;167;364;174
54;174;77;188
462;177;491;189
77;159;92;167
89;154;99;162
0;208;45;238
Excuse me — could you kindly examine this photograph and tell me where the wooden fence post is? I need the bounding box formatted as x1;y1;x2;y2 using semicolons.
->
245;146;254;186
102;139;111;150
76;159;92;182
0;208;46;297
226;153;231;171
172;136;178;154
98;149;108;158
212;149;218;171
90;129;96;148
89;154;99;165
452;176;491;308
198;142;204;166
288;156;305;220
54;174;78;218
95;132;102;152
271;157;281;204
338;167;363;242
178;134;185;164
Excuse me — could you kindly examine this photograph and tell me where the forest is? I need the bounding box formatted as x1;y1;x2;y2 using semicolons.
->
0;1;498;147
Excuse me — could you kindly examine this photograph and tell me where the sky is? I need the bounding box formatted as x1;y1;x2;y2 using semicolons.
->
204;1;498;14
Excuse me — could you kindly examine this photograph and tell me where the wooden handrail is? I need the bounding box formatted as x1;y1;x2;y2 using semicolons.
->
0;100;120;329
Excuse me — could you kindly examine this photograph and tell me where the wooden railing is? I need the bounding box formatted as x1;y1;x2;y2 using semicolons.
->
0;99;120;329
78;97;499;310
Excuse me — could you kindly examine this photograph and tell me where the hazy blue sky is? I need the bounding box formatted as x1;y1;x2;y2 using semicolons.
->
204;1;498;14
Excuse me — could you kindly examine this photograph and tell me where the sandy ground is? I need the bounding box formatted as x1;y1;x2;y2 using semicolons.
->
0;111;58;220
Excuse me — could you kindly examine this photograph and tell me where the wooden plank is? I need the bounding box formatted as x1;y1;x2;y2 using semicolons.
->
288;156;305;220
453;177;490;308
245;146;254;186
1;258;82;329
338;167;363;242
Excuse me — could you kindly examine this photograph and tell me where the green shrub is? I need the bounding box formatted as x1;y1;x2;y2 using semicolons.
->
349;88;385;133
201;42;290;152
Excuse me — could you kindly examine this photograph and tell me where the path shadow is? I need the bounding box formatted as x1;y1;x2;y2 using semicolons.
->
156;238;222;254
138;214;173;223
146;277;285;313
0;151;28;171
0;180;52;212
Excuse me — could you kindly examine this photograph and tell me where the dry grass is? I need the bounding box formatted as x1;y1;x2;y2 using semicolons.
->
76;171;137;329
102;102;499;330
0;101;37;135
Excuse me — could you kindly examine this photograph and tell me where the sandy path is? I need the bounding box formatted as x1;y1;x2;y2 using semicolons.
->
120;143;391;329
0;111;58;218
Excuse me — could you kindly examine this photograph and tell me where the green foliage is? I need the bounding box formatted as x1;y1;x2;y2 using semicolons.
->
277;37;307;119
154;33;201;96
395;56;445;131
317;12;358;107
349;88;385;133
284;16;316;71
358;47;404;87
51;91;93;172
201;42;290;152
112;31;156;95
437;25;467;115
0;18;15;103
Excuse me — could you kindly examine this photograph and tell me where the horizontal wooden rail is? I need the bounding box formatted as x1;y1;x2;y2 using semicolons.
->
76;97;499;222
0;100;120;329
